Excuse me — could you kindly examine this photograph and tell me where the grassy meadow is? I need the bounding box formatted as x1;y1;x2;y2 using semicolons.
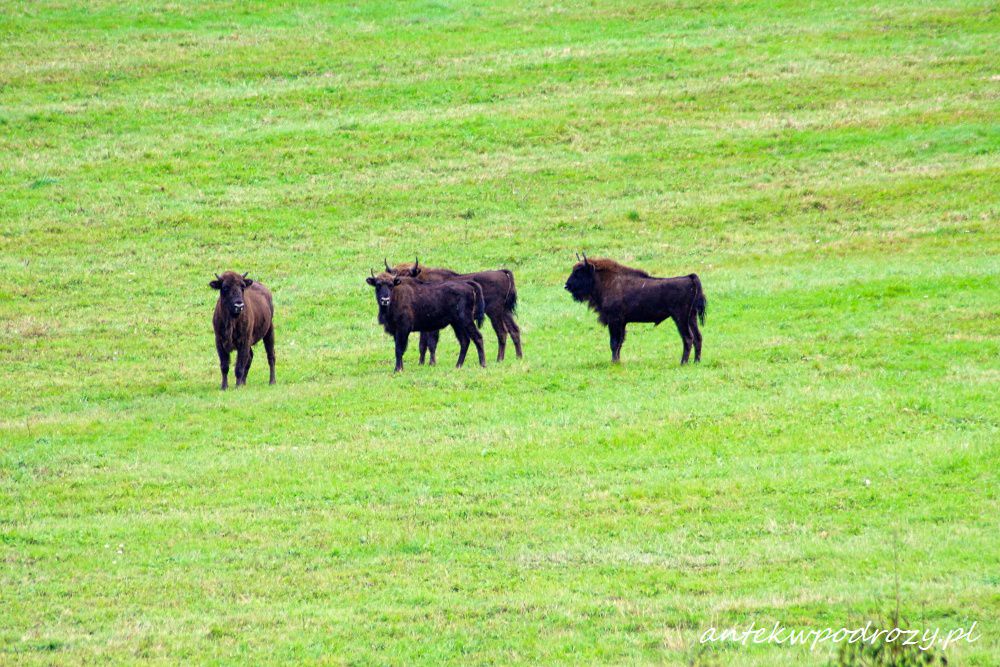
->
1;0;998;664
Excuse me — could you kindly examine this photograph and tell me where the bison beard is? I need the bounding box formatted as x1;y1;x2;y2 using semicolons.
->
564;256;706;364
366;271;486;372
385;258;522;364
210;271;276;389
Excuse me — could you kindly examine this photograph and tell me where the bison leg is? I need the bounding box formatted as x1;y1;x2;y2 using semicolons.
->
453;326;470;368
427;330;439;366
264;326;276;384
503;313;523;359
418;331;440;365
688;311;702;363
609;323;626;363
235;346;251;386
489;313;507;362
242;348;255;384
394;331;409;372
672;314;693;365
418;332;429;365
469;323;486;368
216;339;230;391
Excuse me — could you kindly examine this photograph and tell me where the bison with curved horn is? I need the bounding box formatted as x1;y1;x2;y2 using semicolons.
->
385;257;521;364
564;254;706;364
366;269;486;372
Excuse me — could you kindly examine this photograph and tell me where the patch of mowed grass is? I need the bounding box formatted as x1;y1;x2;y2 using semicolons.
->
1;0;998;664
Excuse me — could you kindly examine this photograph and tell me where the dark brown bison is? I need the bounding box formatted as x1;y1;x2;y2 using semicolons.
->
564;254;706;364
366;270;486;372
210;271;275;389
384;258;521;364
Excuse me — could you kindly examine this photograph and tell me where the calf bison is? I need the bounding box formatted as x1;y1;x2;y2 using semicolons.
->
210;271;275;389
564;254;706;364
366;270;486;372
385;258;522;364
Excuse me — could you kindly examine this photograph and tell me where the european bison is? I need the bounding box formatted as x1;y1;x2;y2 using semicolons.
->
564;254;706;364
385;258;522;364
366;270;486;372
210;271;275;389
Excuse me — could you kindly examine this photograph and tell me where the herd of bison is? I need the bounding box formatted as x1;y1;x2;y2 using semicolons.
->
210;255;708;388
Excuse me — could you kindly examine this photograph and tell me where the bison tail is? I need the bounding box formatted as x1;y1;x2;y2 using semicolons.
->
470;281;486;328
501;269;518;313
689;273;707;326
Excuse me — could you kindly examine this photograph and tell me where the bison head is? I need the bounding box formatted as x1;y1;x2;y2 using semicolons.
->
210;271;253;317
564;253;596;302
366;270;401;307
382;257;422;278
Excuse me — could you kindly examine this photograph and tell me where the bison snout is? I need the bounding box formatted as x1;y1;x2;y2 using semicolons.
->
379;297;391;306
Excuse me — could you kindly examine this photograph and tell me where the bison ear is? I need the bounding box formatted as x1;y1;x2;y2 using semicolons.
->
393;277;402;286
243;278;254;288
209;280;222;290
366;276;377;286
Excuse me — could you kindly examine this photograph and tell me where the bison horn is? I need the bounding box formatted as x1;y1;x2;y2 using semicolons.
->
576;253;581;262
582;252;589;265
215;273;222;280
383;258;391;272
414;256;419;269
242;271;249;279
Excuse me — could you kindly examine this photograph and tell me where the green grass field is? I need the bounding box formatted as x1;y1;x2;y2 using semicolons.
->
2;1;998;664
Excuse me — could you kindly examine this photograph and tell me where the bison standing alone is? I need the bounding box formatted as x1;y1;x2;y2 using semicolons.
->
210;271;276;389
564;255;706;364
